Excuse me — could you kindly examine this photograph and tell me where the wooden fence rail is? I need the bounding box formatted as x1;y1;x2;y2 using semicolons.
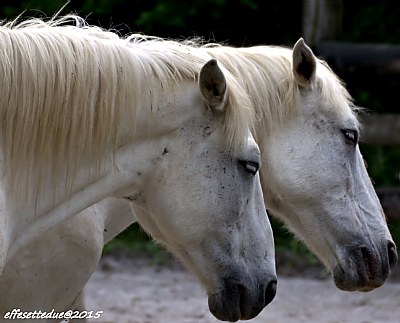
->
315;41;400;75
360;114;400;146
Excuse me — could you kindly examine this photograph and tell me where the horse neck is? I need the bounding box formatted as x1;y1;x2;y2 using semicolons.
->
1;80;186;261
3;141;145;263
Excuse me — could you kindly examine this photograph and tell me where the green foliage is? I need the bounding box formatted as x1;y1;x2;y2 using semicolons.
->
361;145;400;187
103;223;168;265
80;0;126;15
341;0;400;44
0;0;66;18
135;0;258;32
270;217;320;267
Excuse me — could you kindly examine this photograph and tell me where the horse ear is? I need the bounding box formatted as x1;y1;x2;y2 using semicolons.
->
292;38;316;88
199;59;227;114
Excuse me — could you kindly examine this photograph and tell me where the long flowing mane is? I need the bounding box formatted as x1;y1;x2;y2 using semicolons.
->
0;15;252;195
202;44;356;133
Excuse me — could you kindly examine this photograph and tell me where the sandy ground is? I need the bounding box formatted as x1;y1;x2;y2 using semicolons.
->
82;253;400;323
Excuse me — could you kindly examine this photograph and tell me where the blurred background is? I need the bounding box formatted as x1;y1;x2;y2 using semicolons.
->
1;0;399;271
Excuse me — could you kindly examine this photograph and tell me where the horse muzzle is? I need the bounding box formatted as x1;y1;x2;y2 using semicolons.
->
208;276;277;321
332;240;398;291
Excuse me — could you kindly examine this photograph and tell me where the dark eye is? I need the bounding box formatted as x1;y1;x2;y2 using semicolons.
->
239;160;260;175
341;129;359;144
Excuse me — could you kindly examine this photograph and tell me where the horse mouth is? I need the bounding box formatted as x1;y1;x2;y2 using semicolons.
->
332;244;391;292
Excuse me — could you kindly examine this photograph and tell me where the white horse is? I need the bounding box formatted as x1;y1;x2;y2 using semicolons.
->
0;16;277;322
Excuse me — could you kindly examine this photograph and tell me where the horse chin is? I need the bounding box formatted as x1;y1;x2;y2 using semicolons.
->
207;277;277;322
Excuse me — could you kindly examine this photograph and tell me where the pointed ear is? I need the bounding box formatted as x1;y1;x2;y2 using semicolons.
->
292;38;316;88
199;59;227;114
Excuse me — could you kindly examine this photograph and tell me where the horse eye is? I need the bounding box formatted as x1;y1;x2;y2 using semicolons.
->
239;160;259;175
341;129;359;144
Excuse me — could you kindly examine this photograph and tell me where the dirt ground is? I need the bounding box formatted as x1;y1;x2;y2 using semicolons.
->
82;252;400;323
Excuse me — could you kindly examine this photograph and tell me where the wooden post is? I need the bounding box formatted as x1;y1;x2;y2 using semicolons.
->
302;0;343;47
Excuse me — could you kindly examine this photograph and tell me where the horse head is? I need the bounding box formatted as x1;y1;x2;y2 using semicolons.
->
260;38;397;292
117;58;277;320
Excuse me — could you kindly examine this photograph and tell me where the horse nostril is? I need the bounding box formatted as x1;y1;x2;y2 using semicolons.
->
264;280;277;305
388;241;398;268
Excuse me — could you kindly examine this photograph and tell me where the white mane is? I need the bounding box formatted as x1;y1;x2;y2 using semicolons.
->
0;15;252;195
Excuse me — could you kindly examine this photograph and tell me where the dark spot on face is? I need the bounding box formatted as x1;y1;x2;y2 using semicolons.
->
162;147;168;156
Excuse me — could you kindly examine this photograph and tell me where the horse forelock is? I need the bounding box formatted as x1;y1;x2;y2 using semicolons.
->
202;45;357;133
202;46;299;133
0;15;253;196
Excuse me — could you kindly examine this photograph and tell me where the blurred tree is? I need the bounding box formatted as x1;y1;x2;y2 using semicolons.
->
0;0;302;46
